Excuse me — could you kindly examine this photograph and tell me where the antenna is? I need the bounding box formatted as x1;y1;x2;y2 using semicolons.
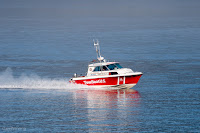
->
93;40;105;62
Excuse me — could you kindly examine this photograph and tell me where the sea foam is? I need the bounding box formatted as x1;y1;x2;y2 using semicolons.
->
0;68;84;90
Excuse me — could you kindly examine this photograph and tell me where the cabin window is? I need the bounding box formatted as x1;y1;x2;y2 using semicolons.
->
94;66;101;71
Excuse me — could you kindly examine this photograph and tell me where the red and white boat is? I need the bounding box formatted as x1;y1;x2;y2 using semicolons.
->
69;40;143;89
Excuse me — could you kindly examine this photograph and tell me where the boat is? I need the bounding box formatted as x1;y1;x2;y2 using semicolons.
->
69;40;143;89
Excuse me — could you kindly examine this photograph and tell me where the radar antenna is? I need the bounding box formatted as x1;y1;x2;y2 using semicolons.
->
93;40;105;62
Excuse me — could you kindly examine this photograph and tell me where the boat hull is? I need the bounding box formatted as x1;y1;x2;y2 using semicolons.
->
70;74;142;89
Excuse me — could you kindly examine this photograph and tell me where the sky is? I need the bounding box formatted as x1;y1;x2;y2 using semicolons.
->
0;0;200;19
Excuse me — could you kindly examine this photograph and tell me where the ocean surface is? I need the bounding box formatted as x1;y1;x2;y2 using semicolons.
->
0;11;200;132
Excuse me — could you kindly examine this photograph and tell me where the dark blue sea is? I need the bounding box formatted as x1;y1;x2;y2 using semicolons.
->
0;1;200;132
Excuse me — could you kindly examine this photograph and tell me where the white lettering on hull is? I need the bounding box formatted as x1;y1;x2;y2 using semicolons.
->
83;79;106;84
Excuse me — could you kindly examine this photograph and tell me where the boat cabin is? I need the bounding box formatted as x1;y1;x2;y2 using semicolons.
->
87;62;123;76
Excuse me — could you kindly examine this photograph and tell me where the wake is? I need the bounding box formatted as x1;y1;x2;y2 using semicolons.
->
0;68;84;89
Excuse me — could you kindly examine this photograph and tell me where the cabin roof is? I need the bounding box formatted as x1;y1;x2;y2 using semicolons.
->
88;62;119;67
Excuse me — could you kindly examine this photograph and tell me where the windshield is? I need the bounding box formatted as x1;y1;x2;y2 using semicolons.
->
106;64;116;70
93;63;123;72
115;63;123;68
107;63;123;70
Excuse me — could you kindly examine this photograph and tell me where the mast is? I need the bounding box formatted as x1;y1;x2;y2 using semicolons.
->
93;40;105;62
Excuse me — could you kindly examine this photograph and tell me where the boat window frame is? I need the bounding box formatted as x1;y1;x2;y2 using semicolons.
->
101;65;109;71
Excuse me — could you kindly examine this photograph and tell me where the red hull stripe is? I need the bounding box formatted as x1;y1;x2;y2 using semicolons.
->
72;75;142;86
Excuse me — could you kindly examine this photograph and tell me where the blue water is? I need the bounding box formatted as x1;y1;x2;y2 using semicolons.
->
0;3;200;132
